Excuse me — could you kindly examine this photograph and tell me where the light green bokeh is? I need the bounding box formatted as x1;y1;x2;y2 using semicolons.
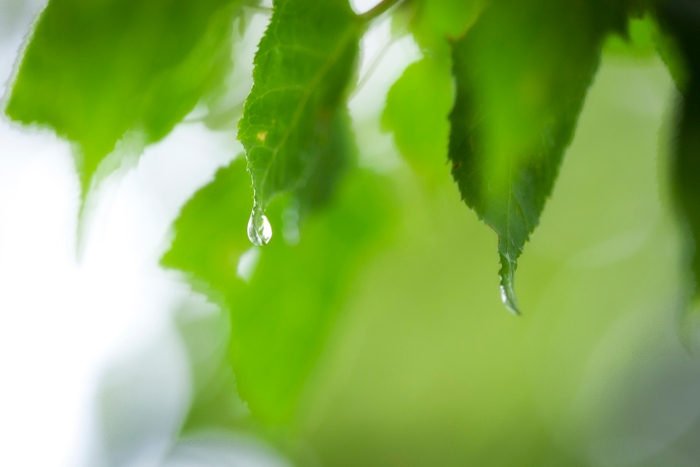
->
298;55;698;466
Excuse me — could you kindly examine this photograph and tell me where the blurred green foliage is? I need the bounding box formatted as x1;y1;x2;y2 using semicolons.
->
6;0;247;193
302;55;687;467
164;158;395;425
382;56;453;185
4;0;700;465
659;0;700;304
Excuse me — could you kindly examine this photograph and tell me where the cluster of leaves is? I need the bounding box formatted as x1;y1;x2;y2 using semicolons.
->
4;0;700;434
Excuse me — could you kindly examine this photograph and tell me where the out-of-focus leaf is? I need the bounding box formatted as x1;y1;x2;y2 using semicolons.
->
659;0;700;303
6;0;247;194
604;15;657;58
163;159;254;299
653;20;690;91
383;0;484;184
163;158;395;425
175;301;250;435
448;0;629;313
382;56;453;184
238;0;361;216
410;0;486;48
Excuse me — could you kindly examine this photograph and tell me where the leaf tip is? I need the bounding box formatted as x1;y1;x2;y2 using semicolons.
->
498;253;520;316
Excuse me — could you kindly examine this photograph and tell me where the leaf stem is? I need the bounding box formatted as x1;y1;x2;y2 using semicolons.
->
359;0;403;23
351;31;397;99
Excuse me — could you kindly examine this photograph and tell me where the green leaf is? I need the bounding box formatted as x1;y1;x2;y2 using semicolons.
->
382;0;484;184
238;0;361;217
163;159;395;425
604;15;657;58
382;55;453;185
175;300;250;434
659;0;700;304
410;0;486;47
5;0;246;194
448;0;628;313
653;18;690;91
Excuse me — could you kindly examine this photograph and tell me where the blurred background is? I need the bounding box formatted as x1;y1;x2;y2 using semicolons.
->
1;0;700;466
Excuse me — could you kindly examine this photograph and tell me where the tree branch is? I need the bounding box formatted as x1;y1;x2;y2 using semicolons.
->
359;0;403;23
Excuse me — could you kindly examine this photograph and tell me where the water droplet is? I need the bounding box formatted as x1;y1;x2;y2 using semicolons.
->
499;254;520;315
247;203;272;246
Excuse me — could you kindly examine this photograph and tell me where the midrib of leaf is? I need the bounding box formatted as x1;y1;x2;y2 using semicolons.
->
253;14;359;201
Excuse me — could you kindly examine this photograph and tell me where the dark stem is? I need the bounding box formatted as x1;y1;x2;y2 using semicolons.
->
359;0;403;22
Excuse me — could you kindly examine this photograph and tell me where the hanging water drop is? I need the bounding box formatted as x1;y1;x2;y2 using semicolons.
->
498;254;520;315
500;281;520;316
247;203;272;246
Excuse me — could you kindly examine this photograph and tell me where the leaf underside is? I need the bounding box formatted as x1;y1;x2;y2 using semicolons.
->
448;0;628;313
